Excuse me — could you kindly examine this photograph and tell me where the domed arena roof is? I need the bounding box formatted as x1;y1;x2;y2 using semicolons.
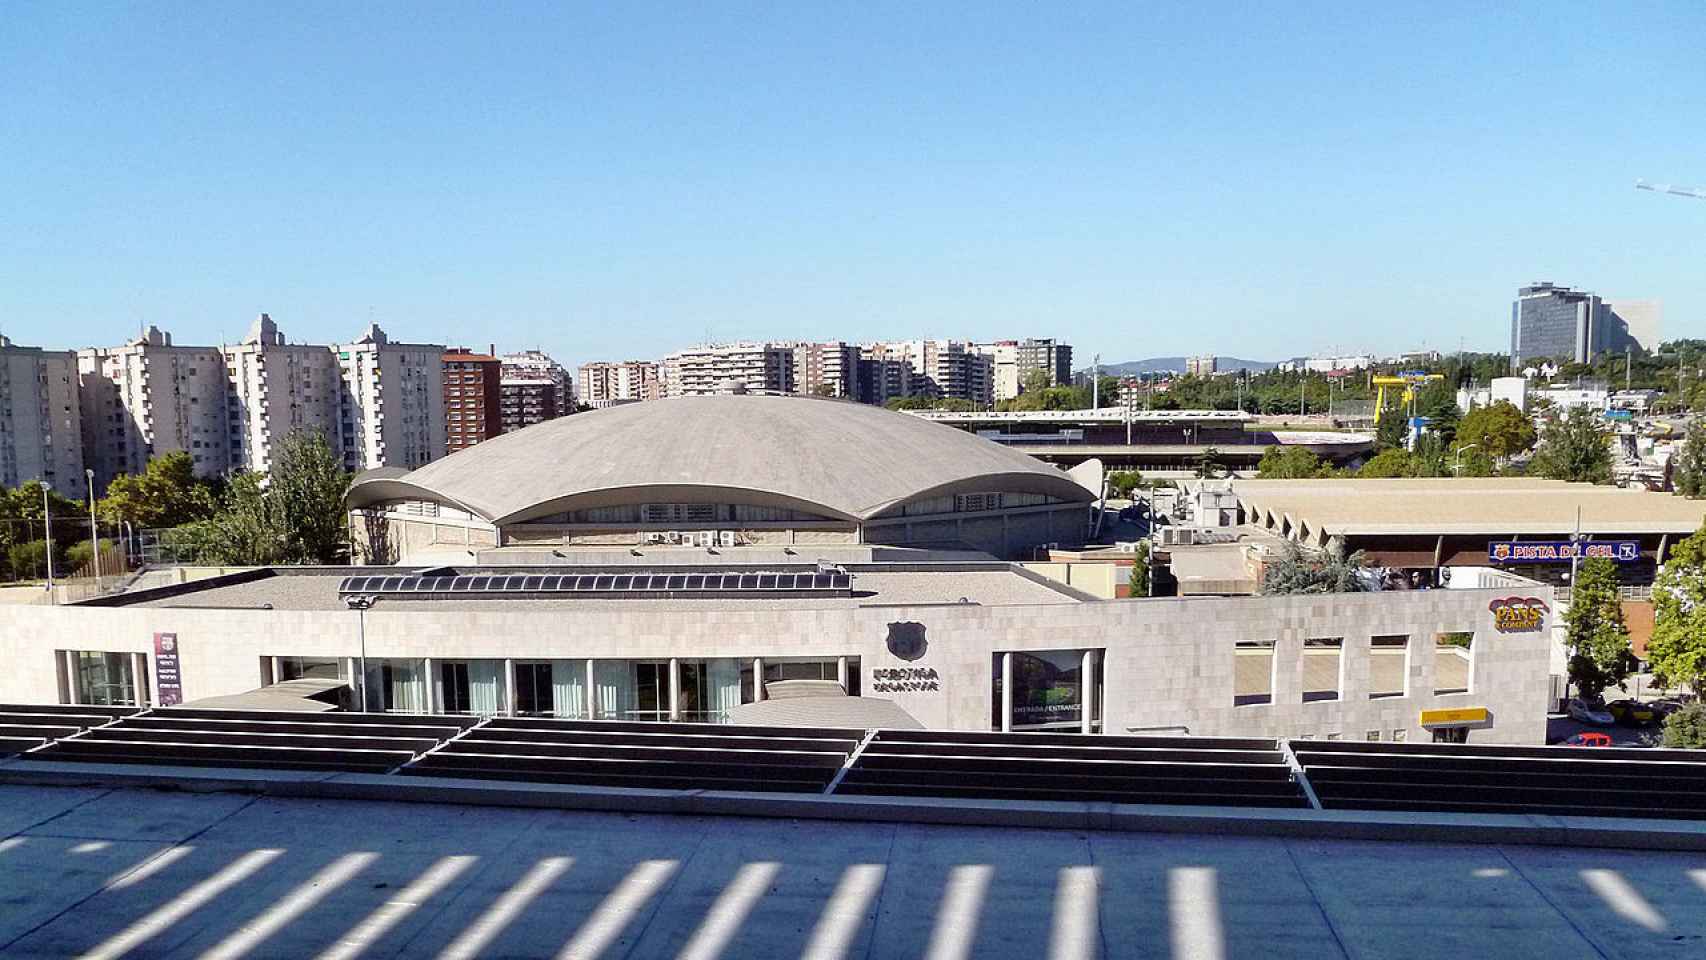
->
347;395;1094;525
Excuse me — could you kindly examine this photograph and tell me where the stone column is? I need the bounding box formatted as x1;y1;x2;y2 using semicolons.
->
752;657;765;701
1000;651;1013;733
503;658;517;716
131;652;150;707
422;658;437;714
586;659;597;719
668;658;681;721
64;650;80;705
837;656;848;691
1080;649;1098;734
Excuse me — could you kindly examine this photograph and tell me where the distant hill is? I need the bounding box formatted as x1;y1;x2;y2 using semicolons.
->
1081;357;1279;376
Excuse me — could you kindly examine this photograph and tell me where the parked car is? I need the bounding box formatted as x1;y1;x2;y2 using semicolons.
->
1606;699;1658;727
1563;732;1613;747
1566;698;1615;726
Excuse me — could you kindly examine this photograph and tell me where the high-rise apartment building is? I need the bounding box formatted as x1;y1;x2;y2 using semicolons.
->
662;343;795;396
791;341;862;398
865;340;993;406
1186;356;1218;377
78;327;232;490
976;338;1074;401
442;348;503;454
1511;282;1650;369
338;324;446;472
222;314;342;474
500;350;575;419
1017;338;1073;390
0;336;84;499
856;351;915;406
577;360;660;409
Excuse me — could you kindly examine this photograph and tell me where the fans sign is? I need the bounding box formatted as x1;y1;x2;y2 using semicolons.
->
1489;597;1547;633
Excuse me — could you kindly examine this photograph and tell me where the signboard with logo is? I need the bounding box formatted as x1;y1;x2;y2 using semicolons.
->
1487;540;1641;564
152;632;183;706
1420;707;1489;727
1489;596;1548;633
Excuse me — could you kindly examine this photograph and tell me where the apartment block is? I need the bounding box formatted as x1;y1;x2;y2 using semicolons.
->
338;325;446;472
663;343;795;397
577;361;659;409
1017;338;1073;390
442;348;503;454
0;336;84;499
222;314;343;474
791;341;862;399
78;327;232;490
500;350;575;420
866;340;992;406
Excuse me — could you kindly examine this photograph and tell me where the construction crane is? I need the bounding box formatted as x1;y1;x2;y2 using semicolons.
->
1371;371;1444;425
1636;179;1706;201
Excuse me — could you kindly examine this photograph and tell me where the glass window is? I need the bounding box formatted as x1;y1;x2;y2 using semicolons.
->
75;651;138;706
1368;636;1408;699
1433;632;1474;695
1234;641;1275;706
992;649;1103;732
515;661;554;716
363;658;427;713
277;657;344;682
1303;638;1342;702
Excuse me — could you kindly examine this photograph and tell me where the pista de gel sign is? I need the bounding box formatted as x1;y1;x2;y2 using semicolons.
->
1489;596;1547;633
1488;540;1641;564
153;632;184;706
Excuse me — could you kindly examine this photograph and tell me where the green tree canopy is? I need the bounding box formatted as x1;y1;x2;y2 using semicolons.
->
1563;557;1634;701
1256;445;1326;479
1260;538;1372;595
1357;448;1415;478
1675;421;1706;498
1650;523;1706;695
1128;541;1151;597
1661;702;1706;749
97;451;218;529
1455;401;1537;460
1530;407;1613;484
178;430;353;566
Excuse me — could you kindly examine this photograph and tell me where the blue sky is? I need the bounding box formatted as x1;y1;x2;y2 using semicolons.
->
1;2;1701;369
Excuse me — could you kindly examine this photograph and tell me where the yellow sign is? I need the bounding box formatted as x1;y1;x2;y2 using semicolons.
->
1420;707;1490;727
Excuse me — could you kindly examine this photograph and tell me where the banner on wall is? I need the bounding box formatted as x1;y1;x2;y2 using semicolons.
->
1487;540;1641;564
153;632;183;706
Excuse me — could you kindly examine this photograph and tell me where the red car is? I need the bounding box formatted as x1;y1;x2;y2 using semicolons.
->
1563;732;1612;747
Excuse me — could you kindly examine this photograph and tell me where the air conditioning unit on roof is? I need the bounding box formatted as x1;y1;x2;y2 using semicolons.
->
719;530;736;547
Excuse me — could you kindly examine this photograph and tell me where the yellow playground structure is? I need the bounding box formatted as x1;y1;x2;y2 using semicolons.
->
1371;372;1445;425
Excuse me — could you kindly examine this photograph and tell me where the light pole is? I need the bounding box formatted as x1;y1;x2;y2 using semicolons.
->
1453;443;1480;476
344;594;376;711
42;485;55;601
84;469;101;592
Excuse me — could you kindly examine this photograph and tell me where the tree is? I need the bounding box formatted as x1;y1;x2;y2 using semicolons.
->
1128;541;1151;597
1261;538;1373;595
178;430;353;566
1107;471;1143;499
1650;524;1706;696
1374;415;1408;451
270;431;353;564
1257;446;1325;479
98;452;218;529
6;540;53;580
1357;448;1415;478
1660;702;1706;749
1455;401;1537;460
1562;557;1634;701
1195;448;1224;479
1675;421;1706;498
1530;407;1613;484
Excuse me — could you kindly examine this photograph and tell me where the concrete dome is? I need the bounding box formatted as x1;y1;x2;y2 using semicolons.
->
347;394;1094;525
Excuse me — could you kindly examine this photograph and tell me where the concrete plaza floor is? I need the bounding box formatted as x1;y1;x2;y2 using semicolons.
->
0;784;1703;958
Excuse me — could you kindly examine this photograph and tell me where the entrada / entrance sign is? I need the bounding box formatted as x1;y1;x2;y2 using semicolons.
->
1488;540;1641;564
1488;596;1548;633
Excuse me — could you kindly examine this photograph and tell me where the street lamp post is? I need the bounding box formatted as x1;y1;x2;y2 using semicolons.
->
1453;443;1480;476
344;594;376;711
84;469;101;592
42;485;55;602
